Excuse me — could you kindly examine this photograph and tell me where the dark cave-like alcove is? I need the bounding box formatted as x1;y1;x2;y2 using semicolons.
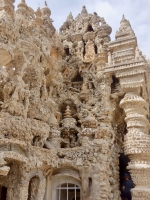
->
119;153;131;199
0;186;7;200
87;25;94;32
72;73;83;82
111;76;120;94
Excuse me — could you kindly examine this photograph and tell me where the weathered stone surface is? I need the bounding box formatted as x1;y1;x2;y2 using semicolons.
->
0;1;149;200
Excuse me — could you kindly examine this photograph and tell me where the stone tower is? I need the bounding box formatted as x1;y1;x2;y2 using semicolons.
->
0;1;149;200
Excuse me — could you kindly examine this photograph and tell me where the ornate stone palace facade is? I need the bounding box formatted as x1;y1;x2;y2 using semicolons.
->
0;0;149;200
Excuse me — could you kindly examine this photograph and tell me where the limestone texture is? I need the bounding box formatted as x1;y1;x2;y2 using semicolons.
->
0;1;150;200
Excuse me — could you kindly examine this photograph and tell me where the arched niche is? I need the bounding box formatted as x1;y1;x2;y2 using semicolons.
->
59;100;77;120
71;72;83;92
27;176;40;200
27;169;46;200
111;75;120;94
87;24;94;32
45;169;81;200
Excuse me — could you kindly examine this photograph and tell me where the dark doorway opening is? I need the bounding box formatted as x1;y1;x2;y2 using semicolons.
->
0;186;7;200
119;153;131;199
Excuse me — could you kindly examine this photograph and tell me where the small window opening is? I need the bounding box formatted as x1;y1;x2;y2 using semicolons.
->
83;42;86;57
60;142;67;148
40;56;43;62
94;45;98;54
65;48;70;56
89;177;92;197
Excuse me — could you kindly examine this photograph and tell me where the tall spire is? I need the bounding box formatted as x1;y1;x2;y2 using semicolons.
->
122;14;125;20
120;14;130;25
66;12;74;21
42;1;51;17
45;1;47;6
115;14;135;39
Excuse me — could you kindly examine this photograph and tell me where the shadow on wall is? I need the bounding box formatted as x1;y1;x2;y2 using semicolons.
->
119;153;131;199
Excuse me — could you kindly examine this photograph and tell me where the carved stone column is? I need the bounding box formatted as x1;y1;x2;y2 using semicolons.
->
120;92;150;200
6;183;29;200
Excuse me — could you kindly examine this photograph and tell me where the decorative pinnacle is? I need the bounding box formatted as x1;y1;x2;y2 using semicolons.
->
66;12;74;21
122;14;125;20
45;1;47;6
35;7;42;17
81;5;88;16
42;0;51;17
64;106;72;118
21;0;26;3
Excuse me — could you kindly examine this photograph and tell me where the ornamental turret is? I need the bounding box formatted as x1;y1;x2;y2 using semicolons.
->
66;12;74;22
41;1;56;37
0;0;15;21
115;14;135;39
16;0;30;22
61;106;79;148
109;15;137;64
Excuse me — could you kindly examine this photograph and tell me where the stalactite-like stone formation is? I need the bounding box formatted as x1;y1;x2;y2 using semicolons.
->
0;1;149;200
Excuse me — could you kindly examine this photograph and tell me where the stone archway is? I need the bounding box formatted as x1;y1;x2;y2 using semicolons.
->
45;170;81;200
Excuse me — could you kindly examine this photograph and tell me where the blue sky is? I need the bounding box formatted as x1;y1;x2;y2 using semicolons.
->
14;0;150;58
